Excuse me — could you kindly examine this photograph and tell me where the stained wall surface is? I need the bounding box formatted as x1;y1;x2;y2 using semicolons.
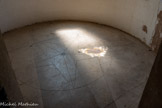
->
0;0;161;46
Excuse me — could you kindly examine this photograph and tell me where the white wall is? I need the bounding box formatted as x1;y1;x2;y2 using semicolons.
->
0;0;160;46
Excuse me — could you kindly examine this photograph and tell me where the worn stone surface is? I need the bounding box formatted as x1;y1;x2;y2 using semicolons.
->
139;42;162;108
4;21;156;108
0;31;23;103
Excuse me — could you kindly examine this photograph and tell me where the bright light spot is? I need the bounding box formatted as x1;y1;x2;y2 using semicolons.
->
56;29;80;38
79;46;108;57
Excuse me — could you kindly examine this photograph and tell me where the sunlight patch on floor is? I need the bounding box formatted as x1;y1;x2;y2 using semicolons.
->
79;46;108;57
55;28;99;46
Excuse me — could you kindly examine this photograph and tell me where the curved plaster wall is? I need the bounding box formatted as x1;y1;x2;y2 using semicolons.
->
0;0;161;46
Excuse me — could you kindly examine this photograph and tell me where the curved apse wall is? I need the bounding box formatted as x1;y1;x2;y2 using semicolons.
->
0;0;160;46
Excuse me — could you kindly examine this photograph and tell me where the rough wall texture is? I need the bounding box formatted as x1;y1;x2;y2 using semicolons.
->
151;0;162;52
0;31;23;102
151;11;162;52
0;0;160;46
